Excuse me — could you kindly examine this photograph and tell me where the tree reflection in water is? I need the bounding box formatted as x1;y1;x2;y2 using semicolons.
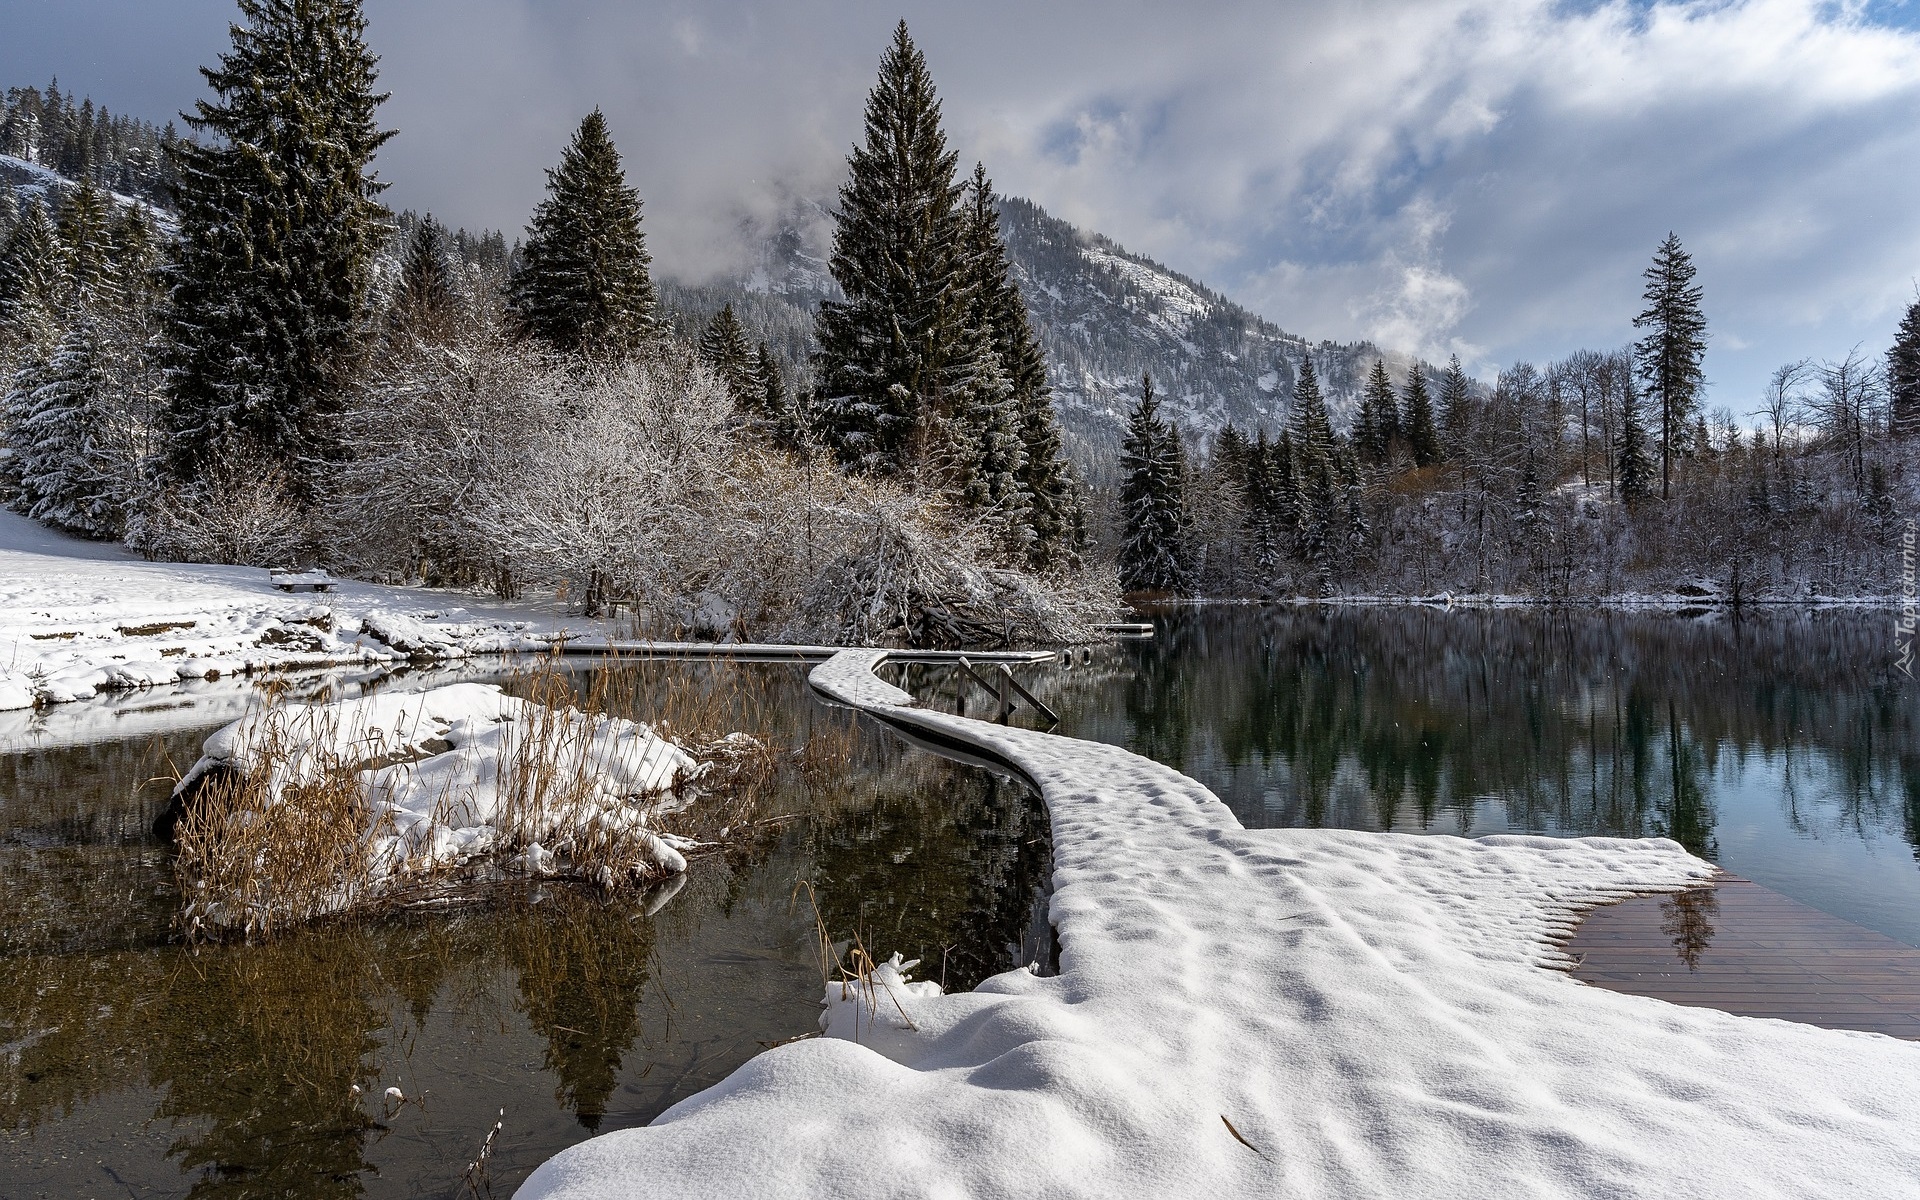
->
0;661;1065;1198
1048;608;1918;862
1660;887;1720;970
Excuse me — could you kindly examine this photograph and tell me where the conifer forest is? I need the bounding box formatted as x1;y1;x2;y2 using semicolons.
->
1;3;1914;624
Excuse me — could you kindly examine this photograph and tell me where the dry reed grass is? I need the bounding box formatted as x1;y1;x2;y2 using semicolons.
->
171;652;860;941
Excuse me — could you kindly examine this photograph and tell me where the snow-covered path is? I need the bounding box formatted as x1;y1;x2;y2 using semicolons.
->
517;649;1920;1199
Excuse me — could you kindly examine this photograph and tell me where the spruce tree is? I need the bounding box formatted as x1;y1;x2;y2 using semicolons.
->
1243;429;1277;578
1356;359;1400;464
1616;380;1654;506
697;303;758;406
161;0;392;484
1401;366;1440;467
0;201;62;352
55;178;115;305
1288;357;1338;576
7;313;125;537
956;163;1078;565
1287;356;1336;482
1632;233;1708;499
1887;298;1920;440
1438;354;1472;459
510;110;657;356
392;214;459;333
958;348;1031;556
1118;372;1187;592
107;206;163;309
814;22;965;477
746;340;796;436
956;161;1090;564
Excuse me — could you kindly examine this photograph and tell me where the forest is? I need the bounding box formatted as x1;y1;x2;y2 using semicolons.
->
1;1;1914;630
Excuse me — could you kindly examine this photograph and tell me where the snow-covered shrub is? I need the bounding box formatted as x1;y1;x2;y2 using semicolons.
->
326;320;559;587
341;331;1108;645
125;457;309;567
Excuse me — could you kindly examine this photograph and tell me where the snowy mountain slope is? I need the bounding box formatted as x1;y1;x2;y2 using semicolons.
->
997;196;1404;463
667;193;1423;476
0;153;178;235
3;146;1419;472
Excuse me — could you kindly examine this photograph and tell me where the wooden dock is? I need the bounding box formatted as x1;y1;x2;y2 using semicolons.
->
1564;877;1920;1040
553;640;1058;666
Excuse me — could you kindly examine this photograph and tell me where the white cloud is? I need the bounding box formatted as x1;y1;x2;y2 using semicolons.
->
15;0;1919;396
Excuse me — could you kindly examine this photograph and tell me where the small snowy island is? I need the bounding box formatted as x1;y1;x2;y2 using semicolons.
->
515;649;1920;1199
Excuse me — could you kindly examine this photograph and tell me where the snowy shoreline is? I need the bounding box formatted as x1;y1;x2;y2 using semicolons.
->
514;648;1920;1199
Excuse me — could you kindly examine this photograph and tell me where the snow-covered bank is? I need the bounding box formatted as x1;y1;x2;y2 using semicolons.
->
170;682;703;936
0;510;613;712
518;650;1920;1199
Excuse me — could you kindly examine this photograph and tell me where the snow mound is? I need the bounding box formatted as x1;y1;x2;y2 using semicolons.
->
517;650;1920;1200
172;683;702;931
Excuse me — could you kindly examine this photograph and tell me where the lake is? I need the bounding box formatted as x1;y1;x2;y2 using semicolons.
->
2;607;1913;1197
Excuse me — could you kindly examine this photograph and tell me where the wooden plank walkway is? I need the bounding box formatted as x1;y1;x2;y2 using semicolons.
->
1563;877;1920;1039
552;640;1059;666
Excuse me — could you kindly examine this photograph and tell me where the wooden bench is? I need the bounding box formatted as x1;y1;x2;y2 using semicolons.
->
270;569;334;593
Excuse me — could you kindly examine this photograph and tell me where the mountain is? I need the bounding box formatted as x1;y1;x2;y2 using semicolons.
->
3;88;1421;480
664;194;1421;481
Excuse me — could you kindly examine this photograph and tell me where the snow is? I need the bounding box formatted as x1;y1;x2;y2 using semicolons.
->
0;153;178;234
518;649;1920;1199
0;509;606;712
173;682;700;930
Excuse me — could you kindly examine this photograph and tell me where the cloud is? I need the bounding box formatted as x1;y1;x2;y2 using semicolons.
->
6;0;1919;397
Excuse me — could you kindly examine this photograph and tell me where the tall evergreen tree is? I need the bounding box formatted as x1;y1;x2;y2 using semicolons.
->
957;348;1031;556
1438;354;1472;459
814;22;965;477
1356;359;1399;464
746;340;795;435
1887;297;1920;440
1287;356;1335;480
1288;357;1338;576
161;0;393;484
1401;366;1440;467
1242;429;1279;578
510;110;656;356
107;206;164;309
1632;232;1708;499
54;178;115;305
0;200;62;352
697;303;757;406
1616;380;1654;506
392;213;459;333
957;163;1079;566
1118;372;1187;592
6;313;126;537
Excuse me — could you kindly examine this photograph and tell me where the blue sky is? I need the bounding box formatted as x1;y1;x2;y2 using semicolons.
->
5;0;1919;407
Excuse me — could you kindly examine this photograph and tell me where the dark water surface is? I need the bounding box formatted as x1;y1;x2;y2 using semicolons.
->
1026;607;1918;947
3;608;1915;1197
0;664;1048;1199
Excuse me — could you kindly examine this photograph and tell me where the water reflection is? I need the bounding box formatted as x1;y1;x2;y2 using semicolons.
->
0;663;1053;1198
1037;606;1920;945
1661;887;1719;970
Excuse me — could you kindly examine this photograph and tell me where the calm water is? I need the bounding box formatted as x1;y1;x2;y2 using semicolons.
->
0;664;1048;1199
1028;607;1918;946
3;609;1916;1197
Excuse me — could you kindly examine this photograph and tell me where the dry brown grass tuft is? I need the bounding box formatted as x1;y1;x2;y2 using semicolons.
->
170;653;849;941
173;705;397;940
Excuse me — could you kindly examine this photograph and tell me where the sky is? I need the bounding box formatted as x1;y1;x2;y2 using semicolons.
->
5;0;1920;406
